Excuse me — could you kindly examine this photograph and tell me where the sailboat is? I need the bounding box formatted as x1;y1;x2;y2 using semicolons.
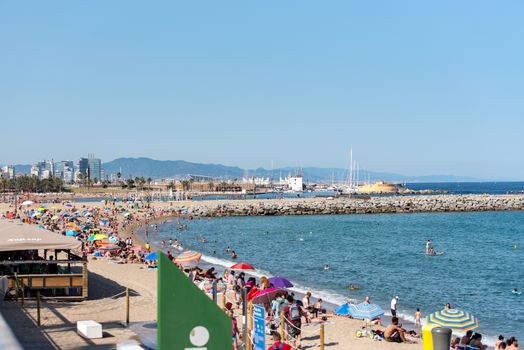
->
339;148;359;194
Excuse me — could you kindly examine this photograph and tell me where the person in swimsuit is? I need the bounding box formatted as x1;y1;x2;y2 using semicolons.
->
415;308;421;327
384;317;409;343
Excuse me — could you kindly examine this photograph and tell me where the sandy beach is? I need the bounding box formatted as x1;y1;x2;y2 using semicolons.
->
1;255;421;350
0;198;500;349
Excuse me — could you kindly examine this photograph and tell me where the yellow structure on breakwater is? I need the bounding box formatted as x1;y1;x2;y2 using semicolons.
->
358;181;402;194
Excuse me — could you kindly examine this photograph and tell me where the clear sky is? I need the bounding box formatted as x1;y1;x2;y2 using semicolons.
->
1;1;523;179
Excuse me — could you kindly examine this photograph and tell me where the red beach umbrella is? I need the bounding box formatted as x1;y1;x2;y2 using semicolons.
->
230;263;255;271
251;288;285;304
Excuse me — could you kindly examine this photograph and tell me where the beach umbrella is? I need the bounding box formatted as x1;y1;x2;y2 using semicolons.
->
230;263;255;271
84;212;93;217
174;250;202;265
348;303;384;320
37;207;46;212
66;230;78;237
145;251;158;261
251;288;285;304
51;215;60;220
88;234;107;241
268;276;294;288
117;205;123;209
21;200;34;206
123;212;131;217
335;303;351;316
426;308;478;331
36;225;45;229
64;203;73;207
99;245;120;252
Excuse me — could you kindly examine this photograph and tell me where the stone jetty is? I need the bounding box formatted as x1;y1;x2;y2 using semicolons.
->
165;194;524;217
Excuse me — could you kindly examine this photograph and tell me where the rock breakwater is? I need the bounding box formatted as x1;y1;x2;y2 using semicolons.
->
167;194;524;217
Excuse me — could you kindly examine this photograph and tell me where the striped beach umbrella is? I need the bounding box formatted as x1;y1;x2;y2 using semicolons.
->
348;303;385;320
426;308;478;331
174;250;202;265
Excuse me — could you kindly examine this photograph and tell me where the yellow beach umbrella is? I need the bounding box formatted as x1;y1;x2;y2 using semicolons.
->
88;234;108;241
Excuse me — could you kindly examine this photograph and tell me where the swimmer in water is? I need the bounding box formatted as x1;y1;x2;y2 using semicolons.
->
161;240;165;249
324;264;329;271
168;238;173;246
231;250;237;259
226;246;231;253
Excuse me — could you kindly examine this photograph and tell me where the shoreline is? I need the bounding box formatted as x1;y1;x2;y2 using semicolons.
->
0;200;510;349
133;211;508;348
133;224;488;348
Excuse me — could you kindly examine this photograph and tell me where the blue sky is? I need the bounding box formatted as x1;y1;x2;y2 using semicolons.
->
1;1;523;179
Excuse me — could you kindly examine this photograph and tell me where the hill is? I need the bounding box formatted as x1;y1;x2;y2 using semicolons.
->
102;157;483;183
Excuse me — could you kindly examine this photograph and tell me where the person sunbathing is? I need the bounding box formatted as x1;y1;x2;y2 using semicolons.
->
384;317;414;343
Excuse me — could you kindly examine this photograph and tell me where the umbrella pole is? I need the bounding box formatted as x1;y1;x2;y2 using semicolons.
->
242;288;247;350
320;323;325;350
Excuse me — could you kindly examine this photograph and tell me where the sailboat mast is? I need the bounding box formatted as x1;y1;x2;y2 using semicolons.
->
349;148;353;187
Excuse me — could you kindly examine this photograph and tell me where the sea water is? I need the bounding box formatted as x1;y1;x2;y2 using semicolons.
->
146;211;524;344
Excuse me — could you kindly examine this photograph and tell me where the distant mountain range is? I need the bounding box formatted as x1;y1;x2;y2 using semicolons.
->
4;157;488;183
94;157;486;183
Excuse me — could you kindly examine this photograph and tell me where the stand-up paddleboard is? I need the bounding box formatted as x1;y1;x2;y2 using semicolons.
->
423;252;445;256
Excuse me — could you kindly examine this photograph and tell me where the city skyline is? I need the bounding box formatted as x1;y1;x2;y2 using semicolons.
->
1;1;523;179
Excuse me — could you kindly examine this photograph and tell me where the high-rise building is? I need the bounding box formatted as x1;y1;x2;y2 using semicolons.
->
75;158;89;182
54;161;74;182
1;165;15;179
31;161;52;179
87;155;102;182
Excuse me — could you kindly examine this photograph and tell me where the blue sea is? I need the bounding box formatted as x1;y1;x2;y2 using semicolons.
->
143;211;524;345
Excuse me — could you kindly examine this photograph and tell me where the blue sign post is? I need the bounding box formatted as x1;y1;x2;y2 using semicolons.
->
253;304;266;350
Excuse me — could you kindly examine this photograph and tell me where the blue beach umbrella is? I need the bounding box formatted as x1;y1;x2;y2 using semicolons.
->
145;251;158;261
335;303;351;315
348;303;384;320
426;308;478;331
66;230;78;237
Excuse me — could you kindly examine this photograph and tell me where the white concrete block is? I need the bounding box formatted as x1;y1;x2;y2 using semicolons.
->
77;320;103;339
117;342;144;350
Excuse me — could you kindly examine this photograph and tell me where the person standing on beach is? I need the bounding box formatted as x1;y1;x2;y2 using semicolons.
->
284;295;303;349
415;308;421;328
391;296;399;317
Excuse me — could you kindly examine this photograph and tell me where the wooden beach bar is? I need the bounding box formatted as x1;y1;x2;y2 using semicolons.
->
0;220;87;300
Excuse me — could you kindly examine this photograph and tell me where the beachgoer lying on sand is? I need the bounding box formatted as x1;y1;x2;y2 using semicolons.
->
384;317;414;343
